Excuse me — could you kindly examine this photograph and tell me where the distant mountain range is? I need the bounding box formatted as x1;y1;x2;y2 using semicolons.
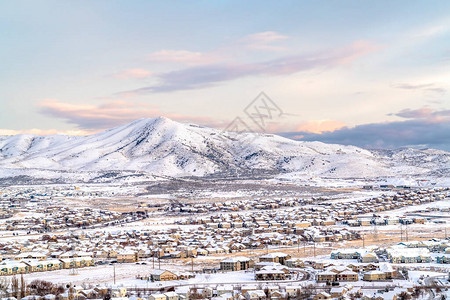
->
0;117;448;184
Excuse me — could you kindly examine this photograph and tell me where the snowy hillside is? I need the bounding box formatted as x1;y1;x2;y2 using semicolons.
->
0;117;449;184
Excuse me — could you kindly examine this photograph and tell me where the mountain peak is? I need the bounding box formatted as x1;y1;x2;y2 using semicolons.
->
127;116;176;127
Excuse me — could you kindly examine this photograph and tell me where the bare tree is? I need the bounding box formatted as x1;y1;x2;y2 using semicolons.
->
0;277;9;298
28;280;62;296
11;275;19;299
20;274;26;299
398;291;412;300
189;287;203;300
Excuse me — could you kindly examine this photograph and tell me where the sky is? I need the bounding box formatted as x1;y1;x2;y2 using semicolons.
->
1;1;450;150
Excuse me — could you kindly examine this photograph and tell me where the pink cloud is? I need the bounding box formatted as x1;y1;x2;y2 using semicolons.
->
260;119;347;134
295;120;347;134
145;31;289;67
38;99;226;130
120;39;383;95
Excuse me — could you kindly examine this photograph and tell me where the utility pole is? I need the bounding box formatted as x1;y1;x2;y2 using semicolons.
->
406;223;408;242
400;224;403;242
113;264;116;285
373;223;378;243
70;230;78;276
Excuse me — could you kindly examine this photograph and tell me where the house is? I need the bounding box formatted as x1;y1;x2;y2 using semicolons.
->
295;221;311;228
244;290;266;300
330;249;360;260
385;218;399;225
117;251;138;263
111;287;127;298
259;252;291;265
360;252;379;263
285;285;302;297
0;262;28;275
44;259;63;271
241;284;258;294
22;260;47;272
337;270;358;282
169;251;186;259
413;217;425;224
436;254;450;264
149;293;167;300
255;266;287;280
59;257;94;269
78;289;99;299
270;290;286;299
14;252;47;261
216;285;234;296
313;292;331;300
317;271;337;282
379;263;396;279
330;287;346;298
387;247;431;263
164;292;179;300
363;270;386;281
220;256;252;271
359;218;372;226
285;258;304;268
150;269;178;281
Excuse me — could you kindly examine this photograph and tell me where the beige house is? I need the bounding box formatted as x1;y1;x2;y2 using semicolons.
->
117;251;138;263
220;256;252;271
314;292;331;300
259;252;291;265
360;252;379;263
151;269;178;281
14;252;47;261
363;270;386;281
164;292;179;300
149;293;167;300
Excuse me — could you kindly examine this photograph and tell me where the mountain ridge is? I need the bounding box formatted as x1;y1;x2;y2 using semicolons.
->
0;117;449;184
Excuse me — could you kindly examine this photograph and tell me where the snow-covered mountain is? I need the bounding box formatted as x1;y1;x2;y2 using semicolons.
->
0;117;448;184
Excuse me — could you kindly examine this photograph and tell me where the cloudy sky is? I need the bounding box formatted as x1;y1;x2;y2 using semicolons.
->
1;1;450;150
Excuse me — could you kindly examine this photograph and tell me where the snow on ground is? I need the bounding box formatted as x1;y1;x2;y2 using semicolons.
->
7;263;186;286
407;271;447;283
188;271;254;284
322;190;395;204
364;198;450;217
11;263;255;288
